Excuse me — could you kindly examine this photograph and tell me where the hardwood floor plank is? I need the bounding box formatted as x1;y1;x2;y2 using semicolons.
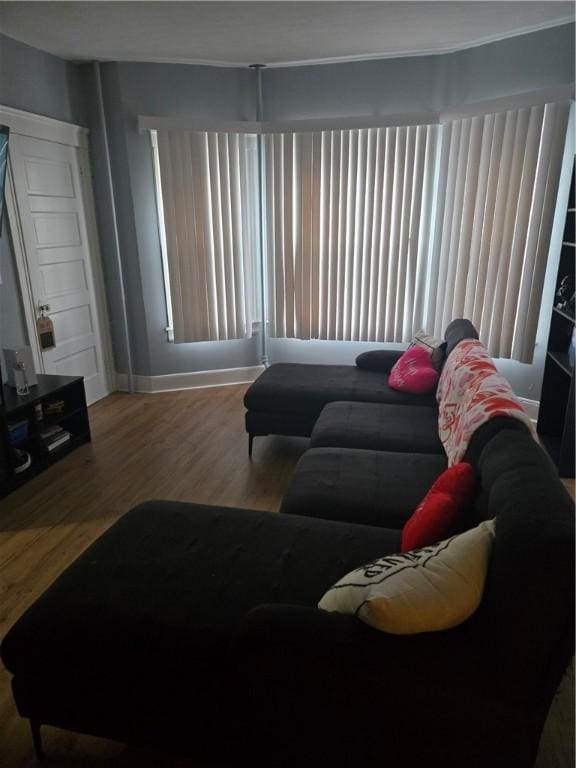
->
0;385;572;766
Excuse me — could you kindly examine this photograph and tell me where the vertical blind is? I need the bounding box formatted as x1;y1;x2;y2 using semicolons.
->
429;102;570;361
156;129;257;342
264;125;440;342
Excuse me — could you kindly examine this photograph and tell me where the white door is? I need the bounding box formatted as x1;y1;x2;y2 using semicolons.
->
8;133;110;405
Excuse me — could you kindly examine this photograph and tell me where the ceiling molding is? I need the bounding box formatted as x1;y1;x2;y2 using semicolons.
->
65;16;575;70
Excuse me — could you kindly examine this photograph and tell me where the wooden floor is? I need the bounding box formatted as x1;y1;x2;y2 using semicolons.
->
0;386;573;766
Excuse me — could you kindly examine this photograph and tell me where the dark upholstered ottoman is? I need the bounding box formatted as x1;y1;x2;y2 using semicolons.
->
280;447;447;528
244;363;437;451
1;500;400;761
310;401;443;454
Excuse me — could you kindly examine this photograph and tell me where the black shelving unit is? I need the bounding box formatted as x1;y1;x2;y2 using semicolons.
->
537;160;575;478
0;374;91;498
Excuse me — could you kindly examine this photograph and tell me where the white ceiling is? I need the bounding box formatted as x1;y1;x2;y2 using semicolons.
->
0;1;573;68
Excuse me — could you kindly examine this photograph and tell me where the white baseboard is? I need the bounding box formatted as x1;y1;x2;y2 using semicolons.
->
518;397;540;424
114;365;264;394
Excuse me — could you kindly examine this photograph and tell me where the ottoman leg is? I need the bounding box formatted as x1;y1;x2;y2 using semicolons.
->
30;720;45;761
248;433;254;457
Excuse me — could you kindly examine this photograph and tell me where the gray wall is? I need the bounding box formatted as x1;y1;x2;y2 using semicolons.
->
0;33;87;125
263;23;575;121
447;23;575;109
263;53;447;121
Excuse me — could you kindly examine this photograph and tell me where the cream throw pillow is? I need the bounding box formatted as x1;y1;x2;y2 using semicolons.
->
412;329;444;352
412;329;445;371
318;519;495;634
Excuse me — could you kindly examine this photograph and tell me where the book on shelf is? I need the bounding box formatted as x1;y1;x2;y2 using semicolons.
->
46;432;71;451
39;424;64;440
39;424;72;451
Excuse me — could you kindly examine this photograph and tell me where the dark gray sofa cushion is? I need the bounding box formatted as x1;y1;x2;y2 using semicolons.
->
280;447;447;528
245;408;319;438
310;401;443;454
244;363;437;421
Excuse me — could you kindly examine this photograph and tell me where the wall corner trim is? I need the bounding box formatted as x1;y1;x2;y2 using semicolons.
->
114;365;264;393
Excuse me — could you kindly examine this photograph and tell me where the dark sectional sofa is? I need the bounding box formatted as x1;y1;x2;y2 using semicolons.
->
1;321;574;768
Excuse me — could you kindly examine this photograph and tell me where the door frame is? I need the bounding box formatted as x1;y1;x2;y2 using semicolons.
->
0;104;114;397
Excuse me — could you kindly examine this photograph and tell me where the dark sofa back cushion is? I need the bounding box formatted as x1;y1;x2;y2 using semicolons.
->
459;417;532;530
355;350;402;373
474;430;574;710
444;319;479;357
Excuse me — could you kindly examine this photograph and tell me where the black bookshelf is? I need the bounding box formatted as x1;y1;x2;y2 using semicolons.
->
0;374;91;497
537;160;575;478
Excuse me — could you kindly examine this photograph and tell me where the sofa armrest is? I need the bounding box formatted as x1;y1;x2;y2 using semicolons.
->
355;350;403;372
236;603;479;666
235;603;501;700
236;604;366;656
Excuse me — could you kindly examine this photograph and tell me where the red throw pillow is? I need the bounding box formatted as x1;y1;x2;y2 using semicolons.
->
388;346;439;394
401;463;477;552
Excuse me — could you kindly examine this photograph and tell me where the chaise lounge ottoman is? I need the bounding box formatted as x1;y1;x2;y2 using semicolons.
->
0;500;401;763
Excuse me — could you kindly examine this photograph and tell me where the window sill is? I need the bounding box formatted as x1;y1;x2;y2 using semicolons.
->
165;322;260;343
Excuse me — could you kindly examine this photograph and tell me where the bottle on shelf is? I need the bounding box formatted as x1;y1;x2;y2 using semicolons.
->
14;362;30;397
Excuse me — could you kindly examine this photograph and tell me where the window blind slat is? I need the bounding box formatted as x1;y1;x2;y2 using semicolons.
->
208;134;226;338
327;131;340;339
311;132;323;338
367;128;384;340
499;106;544;357
375;128;395;340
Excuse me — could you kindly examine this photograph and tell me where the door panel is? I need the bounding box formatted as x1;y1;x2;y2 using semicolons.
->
33;212;82;248
8;134;110;404
24;157;75;197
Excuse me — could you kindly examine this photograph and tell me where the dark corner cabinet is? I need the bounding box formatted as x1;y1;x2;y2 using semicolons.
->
537;159;575;478
0;374;91;498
